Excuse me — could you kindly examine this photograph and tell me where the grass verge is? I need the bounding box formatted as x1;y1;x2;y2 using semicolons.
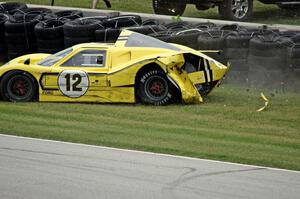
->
5;0;300;25
0;85;299;170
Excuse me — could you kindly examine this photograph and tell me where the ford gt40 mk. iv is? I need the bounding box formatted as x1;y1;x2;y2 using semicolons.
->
0;30;229;105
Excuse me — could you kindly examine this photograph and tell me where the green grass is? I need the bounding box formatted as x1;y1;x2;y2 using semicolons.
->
5;0;300;25
0;85;299;170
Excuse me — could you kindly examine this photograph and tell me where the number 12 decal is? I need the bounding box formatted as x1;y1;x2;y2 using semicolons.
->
58;70;89;98
65;73;82;92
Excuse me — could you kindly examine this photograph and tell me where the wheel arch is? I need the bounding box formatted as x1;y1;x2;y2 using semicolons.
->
134;62;182;103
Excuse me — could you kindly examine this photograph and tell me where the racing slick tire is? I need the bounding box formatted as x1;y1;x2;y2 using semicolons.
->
153;0;186;16
218;0;253;21
137;70;176;105
0;71;38;102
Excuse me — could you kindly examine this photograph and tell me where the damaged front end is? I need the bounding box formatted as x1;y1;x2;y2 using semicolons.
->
160;52;229;104
182;52;229;97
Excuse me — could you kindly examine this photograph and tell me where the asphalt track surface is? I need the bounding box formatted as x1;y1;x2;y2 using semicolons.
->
0;134;299;199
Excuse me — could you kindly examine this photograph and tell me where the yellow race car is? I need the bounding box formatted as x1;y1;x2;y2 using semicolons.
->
0;30;229;105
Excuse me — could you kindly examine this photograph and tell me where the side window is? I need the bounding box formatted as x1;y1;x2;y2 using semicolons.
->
61;50;106;67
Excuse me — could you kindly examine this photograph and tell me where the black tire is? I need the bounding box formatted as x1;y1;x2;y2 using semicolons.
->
103;15;142;28
224;32;252;59
149;31;172;42
220;23;240;31
4;17;41;33
13;8;52;21
142;19;160;26
64;36;94;48
125;25;163;35
44;10;83;20
192;22;216;30
7;42;37;53
0;2;27;15
218;0;253;21
288;44;300;70
197;30;231;50
137;70;175;105
169;31;202;50
0;71;37;102
153;0;186;16
5;32;35;44
163;21;191;31
249;35;292;57
63;18;104;37
37;39;64;49
7;52;23;60
95;28;120;42
37;47;63;54
35;19;66;40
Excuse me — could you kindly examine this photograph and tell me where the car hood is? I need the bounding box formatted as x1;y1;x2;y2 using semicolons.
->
8;53;51;65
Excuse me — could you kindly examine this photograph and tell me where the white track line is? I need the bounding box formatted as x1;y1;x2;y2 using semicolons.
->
0;133;299;174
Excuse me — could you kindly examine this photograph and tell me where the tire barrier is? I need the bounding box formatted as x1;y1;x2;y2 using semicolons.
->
63;18;104;47
103;15;142;28
4;9;46;60
247;32;293;91
125;25;165;35
35;19;68;54
197;30;231;64
13;7;52;21
0;2;27;15
223;32;253;84
95;28;120;43
0;14;9;61
44;10;83;21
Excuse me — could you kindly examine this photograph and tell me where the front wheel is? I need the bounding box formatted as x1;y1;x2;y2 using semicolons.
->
218;0;253;21
0;71;37;102
153;0;186;16
137;70;176;105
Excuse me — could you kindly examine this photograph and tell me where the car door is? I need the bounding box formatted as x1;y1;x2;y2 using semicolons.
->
41;48;110;101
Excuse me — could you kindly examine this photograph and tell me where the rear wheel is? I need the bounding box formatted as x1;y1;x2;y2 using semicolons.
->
0;71;37;102
153;0;186;16
137;70;175;105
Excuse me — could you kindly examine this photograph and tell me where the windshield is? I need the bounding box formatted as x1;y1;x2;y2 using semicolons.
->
38;48;73;66
125;32;181;51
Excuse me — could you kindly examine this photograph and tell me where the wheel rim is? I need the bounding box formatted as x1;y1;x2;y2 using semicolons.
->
231;0;249;19
7;76;32;100
145;75;168;101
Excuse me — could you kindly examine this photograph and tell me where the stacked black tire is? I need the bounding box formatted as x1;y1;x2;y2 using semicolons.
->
0;14;9;61
247;32;293;91
4;7;52;59
35;10;83;53
286;34;300;92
